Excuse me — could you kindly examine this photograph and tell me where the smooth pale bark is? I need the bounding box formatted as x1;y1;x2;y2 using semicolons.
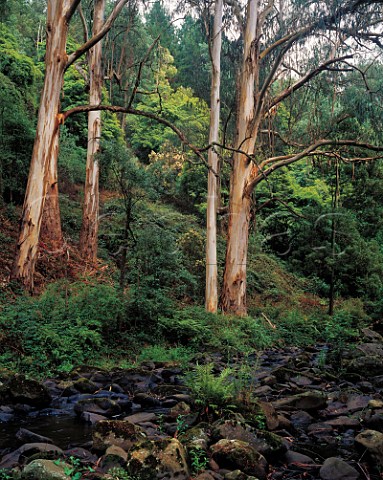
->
11;1;71;290
79;0;105;263
205;0;223;313
12;0;129;289
221;0;260;315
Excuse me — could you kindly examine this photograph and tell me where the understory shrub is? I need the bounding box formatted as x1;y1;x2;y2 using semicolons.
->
0;281;124;376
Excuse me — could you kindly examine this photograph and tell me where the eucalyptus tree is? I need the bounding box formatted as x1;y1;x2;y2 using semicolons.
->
221;0;383;315
12;0;129;290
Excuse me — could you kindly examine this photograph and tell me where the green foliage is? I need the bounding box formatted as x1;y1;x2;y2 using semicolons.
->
0;281;125;376
189;447;209;475
138;345;193;366
185;363;235;411
107;467;141;480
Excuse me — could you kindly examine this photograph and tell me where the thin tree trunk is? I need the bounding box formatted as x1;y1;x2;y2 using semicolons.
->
11;1;70;290
221;0;259;315
205;0;223;313
79;0;105;263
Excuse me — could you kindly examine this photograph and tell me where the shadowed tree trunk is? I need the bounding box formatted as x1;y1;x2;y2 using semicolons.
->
79;0;105;263
206;0;223;313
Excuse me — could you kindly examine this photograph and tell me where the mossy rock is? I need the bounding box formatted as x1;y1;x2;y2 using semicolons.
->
210;439;268;479
21;459;71;480
92;420;146;452
127;438;190;479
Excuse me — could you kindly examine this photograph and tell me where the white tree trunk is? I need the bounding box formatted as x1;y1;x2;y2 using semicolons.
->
221;0;260;315
79;0;105;263
205;0;223;313
11;1;71;290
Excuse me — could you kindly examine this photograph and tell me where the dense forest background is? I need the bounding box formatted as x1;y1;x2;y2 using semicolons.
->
1;0;383;376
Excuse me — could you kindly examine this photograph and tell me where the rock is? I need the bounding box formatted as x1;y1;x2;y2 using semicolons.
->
74;397;121;417
0;443;63;469
169;401;191;417
272;391;327;410
319;457;360;480
180;423;210;450
194;473;216;480
324;416;360;429
92;420;146;452
290;411;313;430
0;375;51;408
210;439;268;479
133;392;160;407
64;448;97;465
80;411;107;424
99;445;128;472
127;438;190;479
368;399;383;409
224;470;259;479
355;429;383;466
124;412;157;424
72;377;99;393
344;343;383;376
361;328;383;343
105;445;128;461
21;459;71;480
284;451;316;466
257;401;279;431
16;428;54;445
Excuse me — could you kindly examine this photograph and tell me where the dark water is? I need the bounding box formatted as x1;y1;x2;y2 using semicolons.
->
0;415;93;451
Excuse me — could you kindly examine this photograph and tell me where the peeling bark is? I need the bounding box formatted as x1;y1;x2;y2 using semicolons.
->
79;0;105;263
221;0;260;315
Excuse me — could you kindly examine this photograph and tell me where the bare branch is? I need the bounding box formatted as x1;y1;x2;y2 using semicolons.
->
245;138;383;193
267;55;353;111
66;0;129;70
78;3;89;43
127;35;160;109
62;103;210;169
65;0;82;22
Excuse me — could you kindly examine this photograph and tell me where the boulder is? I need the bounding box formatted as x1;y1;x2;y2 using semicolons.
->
272;391;327;411
355;429;383;466
0;443;63;469
224;471;259;480
92;420;146;452
127;438;190;479
210;439;268;479
0;375;51;408
319;457;360;480
74;397;121;417
21;459;71;480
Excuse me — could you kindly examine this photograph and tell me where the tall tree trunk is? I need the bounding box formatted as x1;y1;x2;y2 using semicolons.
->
79;0;105;263
205;0;223;313
11;1;70;290
40;131;63;250
221;0;260;315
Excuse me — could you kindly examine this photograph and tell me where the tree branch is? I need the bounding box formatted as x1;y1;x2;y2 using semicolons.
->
245;139;383;193
62;103;210;168
127;35;160;110
66;0;129;70
65;0;82;23
267;55;353;111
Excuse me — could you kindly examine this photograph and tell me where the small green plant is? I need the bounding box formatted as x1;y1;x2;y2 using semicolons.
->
175;414;188;437
0;468;13;480
253;413;267;430
54;456;94;480
156;413;165;434
185;363;236;413
189;447;209;475
107;467;140;480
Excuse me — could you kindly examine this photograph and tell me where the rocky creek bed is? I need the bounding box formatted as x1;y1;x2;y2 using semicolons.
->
1;328;383;479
